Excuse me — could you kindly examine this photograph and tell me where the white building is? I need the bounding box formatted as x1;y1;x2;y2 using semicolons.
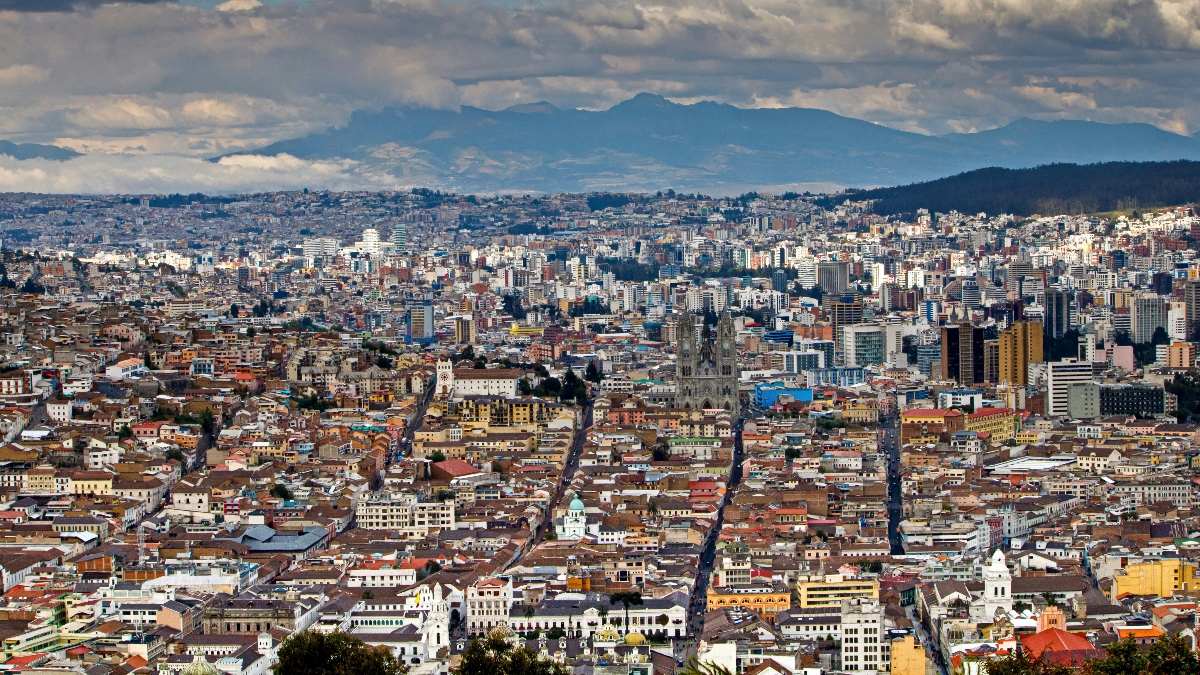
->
355;492;455;536
1046;359;1093;417
555;495;587;540
106;357;149;382
970;550;1012;622
839;598;890;674
466;577;514;637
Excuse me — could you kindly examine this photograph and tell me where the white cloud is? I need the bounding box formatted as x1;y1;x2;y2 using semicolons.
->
0;0;1197;191
0;153;393;194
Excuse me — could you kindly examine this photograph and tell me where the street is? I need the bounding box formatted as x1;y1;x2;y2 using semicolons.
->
882;416;904;555
677;413;746;662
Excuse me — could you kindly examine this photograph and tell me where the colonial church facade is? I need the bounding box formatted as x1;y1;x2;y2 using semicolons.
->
674;311;739;415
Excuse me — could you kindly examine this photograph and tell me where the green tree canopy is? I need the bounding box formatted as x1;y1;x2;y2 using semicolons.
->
277;630;407;675
454;633;568;675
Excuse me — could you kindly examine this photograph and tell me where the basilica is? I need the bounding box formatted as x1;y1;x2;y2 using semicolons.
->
674;311;740;415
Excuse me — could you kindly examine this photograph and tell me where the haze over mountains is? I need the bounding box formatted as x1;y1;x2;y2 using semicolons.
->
223;94;1200;194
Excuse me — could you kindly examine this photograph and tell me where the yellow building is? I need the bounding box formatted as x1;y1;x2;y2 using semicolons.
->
794;575;879;608
24;467;55;493
964;408;1022;444
706;582;791;623
998;321;1043;386
69;471;112;497
1168;341;1196;369
890;636;934;675
1112;559;1200;601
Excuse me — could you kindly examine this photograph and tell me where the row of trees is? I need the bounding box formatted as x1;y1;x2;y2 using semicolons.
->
276;621;1200;675
984;634;1198;675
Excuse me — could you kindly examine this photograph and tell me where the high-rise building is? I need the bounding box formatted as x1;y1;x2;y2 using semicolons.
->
408;301;435;343
940;323;983;384
1130;294;1167;344
828;297;863;339
958;323;984;385
817;261;849;295
960;279;981;310
454;315;477;345
983;339;1000;383
1184;280;1200;340
1046;359;1093;417
1044;288;1071;339
998;321;1043;386
772;269;789;294
391;222;408;254
843;324;884;367
940;324;960;382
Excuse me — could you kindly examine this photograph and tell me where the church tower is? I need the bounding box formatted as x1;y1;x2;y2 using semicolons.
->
976;549;1013;621
674;311;739;415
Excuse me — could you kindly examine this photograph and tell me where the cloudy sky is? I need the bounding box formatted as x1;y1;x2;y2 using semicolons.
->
2;0;1200;192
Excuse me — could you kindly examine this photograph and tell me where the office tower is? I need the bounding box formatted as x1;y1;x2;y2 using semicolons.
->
408;301;435;343
1044;288;1070;339
960;279;981;310
816;261;849;295
454;315;477;344
828;298;863;344
1130;294;1167;344
804;340;836;370
998;321;1043;386
1046;359;1094;417
302;237;339;257
842;324;884;367
940;325;960;382
956;323;984;385
1185;280;1200;340
1007;260;1034;290
983;339;1000;384
796;258;817;289
391;223;408;254
772;269;789;294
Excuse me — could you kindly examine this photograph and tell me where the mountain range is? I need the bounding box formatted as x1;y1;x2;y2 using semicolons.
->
227;93;1200;193
0;140;79;162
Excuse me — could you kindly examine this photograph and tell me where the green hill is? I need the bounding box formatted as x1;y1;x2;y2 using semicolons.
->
823;161;1200;217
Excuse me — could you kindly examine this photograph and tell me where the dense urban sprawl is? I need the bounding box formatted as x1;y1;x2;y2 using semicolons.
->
0;189;1194;675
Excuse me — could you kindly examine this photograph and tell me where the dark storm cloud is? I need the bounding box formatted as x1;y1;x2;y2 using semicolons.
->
0;0;171;12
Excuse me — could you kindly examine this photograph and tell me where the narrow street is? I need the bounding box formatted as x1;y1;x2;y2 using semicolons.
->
678;414;746;662
531;400;592;545
883;415;904;555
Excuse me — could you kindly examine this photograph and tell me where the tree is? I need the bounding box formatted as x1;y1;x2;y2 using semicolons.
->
117;424;133;439
1041;591;1058;608
652;444;670;462
271;484;294;501
277;630;407;675
165;448;185;463
429;450;446;463
454;633;568;675
609;591;643;634
362;590;374;599
585;360;603;383
982;647;1072;675
678;657;733;675
199;409;215;435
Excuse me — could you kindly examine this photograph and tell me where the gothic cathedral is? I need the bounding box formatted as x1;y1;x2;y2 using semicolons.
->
674;311;739;415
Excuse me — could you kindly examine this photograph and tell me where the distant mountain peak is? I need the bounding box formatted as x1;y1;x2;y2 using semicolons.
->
231;96;1200;192
612;92;675;109
503;102;559;114
0;140;80;161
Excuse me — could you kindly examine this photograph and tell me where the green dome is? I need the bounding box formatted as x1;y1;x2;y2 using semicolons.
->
569;496;585;511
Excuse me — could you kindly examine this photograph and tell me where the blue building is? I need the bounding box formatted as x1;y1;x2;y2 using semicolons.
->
804;367;867;387
753;383;814;408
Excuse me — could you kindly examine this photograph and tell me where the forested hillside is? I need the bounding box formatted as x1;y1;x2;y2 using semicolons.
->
822;161;1200;216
